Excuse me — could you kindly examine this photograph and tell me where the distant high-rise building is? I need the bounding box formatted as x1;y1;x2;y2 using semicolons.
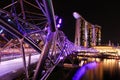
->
73;12;101;47
94;25;101;46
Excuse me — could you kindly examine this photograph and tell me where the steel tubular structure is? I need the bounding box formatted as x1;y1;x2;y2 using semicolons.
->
0;0;80;80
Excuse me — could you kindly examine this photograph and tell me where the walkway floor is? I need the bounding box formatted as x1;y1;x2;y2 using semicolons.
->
0;54;40;79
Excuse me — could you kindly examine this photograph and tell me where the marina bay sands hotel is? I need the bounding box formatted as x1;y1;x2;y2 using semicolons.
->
73;12;101;48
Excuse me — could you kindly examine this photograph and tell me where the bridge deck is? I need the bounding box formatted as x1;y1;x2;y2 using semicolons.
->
0;54;40;79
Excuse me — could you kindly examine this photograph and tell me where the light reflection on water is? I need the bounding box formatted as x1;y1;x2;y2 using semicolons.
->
72;61;97;80
73;58;120;80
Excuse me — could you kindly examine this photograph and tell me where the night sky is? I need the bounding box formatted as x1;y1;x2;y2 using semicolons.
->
53;0;120;45
0;0;120;45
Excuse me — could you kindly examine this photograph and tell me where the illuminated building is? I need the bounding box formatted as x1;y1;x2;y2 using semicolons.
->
94;25;101;46
73;12;101;47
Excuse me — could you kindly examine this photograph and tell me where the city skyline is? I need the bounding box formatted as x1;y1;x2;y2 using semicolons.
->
0;0;120;45
53;0;120;45
0;1;120;80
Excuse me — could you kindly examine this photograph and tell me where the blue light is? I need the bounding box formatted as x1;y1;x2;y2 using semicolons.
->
0;29;3;34
72;66;86;80
8;18;11;22
72;61;97;80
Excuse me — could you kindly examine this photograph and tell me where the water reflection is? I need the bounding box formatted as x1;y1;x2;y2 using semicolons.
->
73;58;120;80
72;61;97;80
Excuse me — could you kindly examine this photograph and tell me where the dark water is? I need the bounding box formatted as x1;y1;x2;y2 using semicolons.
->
48;58;120;80
79;58;120;80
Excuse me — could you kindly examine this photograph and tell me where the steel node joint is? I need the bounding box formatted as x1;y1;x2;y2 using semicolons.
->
46;32;54;42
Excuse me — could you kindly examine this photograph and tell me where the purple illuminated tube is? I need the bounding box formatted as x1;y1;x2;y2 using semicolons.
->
72;61;97;80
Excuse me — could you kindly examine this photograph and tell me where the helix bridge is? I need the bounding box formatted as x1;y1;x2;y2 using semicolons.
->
2;0;120;80
0;0;89;80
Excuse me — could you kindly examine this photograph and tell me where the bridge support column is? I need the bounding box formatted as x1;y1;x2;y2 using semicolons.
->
33;0;57;80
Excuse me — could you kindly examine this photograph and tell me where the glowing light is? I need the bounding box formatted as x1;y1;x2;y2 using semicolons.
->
73;12;81;19
56;16;62;28
56;18;62;28
7;18;11;22
58;18;62;24
60;56;64;60
0;29;3;34
72;61;97;80
56;24;61;28
36;39;39;42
